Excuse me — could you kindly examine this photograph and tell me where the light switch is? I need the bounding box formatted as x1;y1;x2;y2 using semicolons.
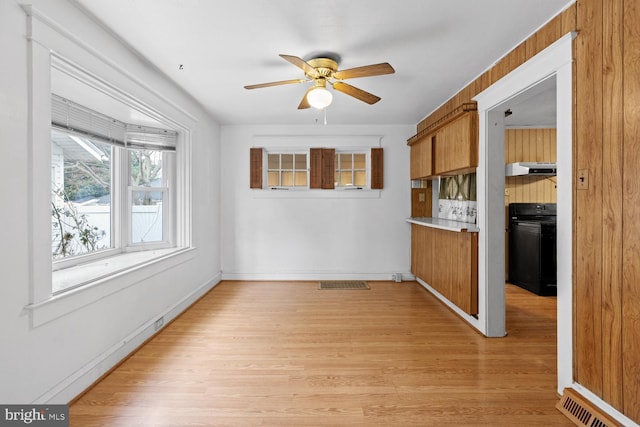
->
577;169;589;190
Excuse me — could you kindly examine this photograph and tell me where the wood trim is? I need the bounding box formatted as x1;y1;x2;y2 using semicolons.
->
249;147;263;189
370;147;383;189
408;102;477;146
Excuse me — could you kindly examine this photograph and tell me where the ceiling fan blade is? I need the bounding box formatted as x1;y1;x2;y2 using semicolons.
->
279;54;320;78
244;79;307;89
333;82;381;105
333;62;395;80
297;87;313;109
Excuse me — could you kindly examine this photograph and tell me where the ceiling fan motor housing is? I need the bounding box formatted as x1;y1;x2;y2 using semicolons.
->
306;58;338;79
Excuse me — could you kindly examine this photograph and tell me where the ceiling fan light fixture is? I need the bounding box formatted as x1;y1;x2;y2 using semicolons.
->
307;86;333;109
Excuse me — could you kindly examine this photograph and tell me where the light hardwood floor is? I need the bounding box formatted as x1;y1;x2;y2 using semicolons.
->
70;281;573;426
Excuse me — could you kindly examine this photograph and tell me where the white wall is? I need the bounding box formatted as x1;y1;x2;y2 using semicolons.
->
0;0;221;403
221;125;414;281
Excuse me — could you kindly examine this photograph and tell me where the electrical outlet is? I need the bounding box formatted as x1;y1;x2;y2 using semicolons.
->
154;316;164;331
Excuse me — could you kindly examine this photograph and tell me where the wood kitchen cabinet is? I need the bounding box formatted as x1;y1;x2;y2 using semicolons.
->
433;111;478;175
409;135;432;179
411;223;478;316
407;102;478;179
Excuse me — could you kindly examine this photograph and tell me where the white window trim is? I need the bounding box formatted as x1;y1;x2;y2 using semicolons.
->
251;136;382;198
127;185;170;248
264;150;309;190
334;149;370;190
23;6;194;321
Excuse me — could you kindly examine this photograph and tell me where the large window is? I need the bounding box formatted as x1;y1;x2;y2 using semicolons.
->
51;95;177;270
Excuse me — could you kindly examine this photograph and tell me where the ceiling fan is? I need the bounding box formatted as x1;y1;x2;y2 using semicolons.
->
244;54;395;110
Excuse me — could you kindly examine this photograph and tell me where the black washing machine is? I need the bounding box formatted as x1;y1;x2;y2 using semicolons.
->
508;203;557;296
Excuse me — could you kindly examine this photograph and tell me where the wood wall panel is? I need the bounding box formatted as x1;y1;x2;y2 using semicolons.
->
601;0;624;410
575;0;604;398
411;186;432;218
504;129;557;206
622;0;640;420
411;225;478;316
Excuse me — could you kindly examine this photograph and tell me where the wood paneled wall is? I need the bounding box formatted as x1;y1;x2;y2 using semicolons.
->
621;0;640;421
575;0;639;421
504;128;557;205
414;2;640;423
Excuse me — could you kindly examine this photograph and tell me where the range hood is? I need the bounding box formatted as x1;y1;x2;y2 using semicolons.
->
506;162;556;176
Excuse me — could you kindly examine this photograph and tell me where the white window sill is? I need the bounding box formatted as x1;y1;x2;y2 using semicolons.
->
27;247;195;327
253;189;381;199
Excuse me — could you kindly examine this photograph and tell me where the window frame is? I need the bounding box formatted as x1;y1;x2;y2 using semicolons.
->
265;151;309;189
23;7;195;325
45;54;191;297
334;150;369;190
250;140;383;195
50;107;177;273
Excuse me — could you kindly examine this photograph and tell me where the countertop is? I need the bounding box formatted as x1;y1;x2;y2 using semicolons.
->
406;217;480;233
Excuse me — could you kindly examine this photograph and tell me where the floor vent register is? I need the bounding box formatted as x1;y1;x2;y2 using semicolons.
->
556;388;622;427
318;281;370;290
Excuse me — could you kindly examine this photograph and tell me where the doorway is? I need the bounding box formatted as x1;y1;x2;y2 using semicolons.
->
474;33;574;393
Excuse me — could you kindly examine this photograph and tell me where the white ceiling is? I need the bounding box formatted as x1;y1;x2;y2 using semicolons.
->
72;0;572;127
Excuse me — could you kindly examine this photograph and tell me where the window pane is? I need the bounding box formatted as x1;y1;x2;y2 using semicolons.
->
355;171;366;186
354;153;366;169
281;154;293;170
130;149;162;187
267;171;279;187
294;171;307;186
268;154;279;169
340;153;353;169
281;171;294;186
294;154;306;170
340;172;353;186
51;130;112;259
131;190;163;243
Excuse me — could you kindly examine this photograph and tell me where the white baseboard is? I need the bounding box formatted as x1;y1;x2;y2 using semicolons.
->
415;277;485;335
38;272;222;404
571;383;638;427
221;272;414;282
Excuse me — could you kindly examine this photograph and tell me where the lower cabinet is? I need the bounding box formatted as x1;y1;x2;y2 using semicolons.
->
411;224;478;316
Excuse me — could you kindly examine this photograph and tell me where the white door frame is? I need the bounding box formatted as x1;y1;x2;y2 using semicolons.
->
473;32;574;392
